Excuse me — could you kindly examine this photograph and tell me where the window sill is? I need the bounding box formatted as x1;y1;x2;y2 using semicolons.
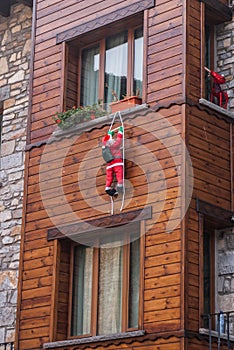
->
199;98;234;119
43;330;145;349
51;104;148;142
199;328;234;342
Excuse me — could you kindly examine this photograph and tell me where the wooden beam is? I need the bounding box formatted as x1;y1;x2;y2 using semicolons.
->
56;0;155;43
47;206;152;241
201;0;232;23
196;198;234;227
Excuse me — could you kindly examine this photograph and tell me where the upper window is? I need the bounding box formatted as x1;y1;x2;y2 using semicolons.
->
201;1;231;107
79;27;143;109
204;23;214;101
70;229;142;337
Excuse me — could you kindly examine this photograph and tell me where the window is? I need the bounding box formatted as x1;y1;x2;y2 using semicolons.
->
201;1;231;103
203;227;215;328
204;23;215;101
79;27;143;108
70;228;142;337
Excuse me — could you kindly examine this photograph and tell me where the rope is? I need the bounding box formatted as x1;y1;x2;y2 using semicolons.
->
109;111;125;212
110;197;114;215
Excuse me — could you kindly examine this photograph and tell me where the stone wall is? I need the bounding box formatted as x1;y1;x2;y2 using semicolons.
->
0;3;32;344
216;228;234;335
216;14;234;111
216;10;234;335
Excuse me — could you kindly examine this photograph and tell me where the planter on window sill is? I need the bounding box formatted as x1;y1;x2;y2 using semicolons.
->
53;104;106;131
110;96;142;113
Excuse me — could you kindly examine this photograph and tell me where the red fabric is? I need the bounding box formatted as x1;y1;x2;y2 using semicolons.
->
102;131;123;188
209;71;228;109
106;161;123;188
210;70;226;85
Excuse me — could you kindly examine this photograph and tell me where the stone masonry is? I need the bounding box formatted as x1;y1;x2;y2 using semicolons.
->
0;3;32;344
217;228;234;335
215;9;234;335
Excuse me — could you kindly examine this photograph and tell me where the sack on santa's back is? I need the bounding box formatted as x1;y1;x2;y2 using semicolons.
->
102;146;114;163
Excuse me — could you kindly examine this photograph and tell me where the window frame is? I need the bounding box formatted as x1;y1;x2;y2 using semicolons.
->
67;223;145;339
200;1;231;102
200;219;216;328
201;2;215;101
77;25;144;108
197;200;234;330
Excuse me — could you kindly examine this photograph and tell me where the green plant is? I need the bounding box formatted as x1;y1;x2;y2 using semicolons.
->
53;102;106;130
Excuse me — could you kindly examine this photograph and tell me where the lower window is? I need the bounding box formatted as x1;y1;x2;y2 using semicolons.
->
202;223;234;334
70;227;142;337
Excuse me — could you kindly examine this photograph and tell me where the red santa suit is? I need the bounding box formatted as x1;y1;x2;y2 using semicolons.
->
210;70;225;95
102;128;123;196
206;68;228;109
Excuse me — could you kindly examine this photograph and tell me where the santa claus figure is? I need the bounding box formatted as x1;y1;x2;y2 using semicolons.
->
102;126;124;197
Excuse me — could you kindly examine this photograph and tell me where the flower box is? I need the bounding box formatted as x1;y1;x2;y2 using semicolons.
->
110;96;142;113
53;104;106;130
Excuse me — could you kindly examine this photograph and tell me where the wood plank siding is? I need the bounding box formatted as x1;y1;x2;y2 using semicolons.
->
16;0;233;349
18;105;185;349
29;0;186;143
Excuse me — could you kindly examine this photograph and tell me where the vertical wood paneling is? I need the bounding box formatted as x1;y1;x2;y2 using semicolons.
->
186;0;201;101
147;0;184;106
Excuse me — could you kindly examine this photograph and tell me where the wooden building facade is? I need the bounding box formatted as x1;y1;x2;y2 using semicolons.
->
15;0;234;349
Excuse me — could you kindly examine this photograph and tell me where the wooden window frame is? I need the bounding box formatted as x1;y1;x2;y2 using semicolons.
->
77;25;143;107
67;222;145;339
199;214;216;328
201;2;215;100
197;199;233;329
200;0;232;100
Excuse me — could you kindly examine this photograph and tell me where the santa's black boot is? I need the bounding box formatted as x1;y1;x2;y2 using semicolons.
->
106;188;118;197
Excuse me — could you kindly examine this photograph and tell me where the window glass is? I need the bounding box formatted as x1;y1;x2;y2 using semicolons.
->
104;31;128;104
128;238;140;329
98;242;123;335
71;245;93;336
133;28;143;97
205;24;212;100
80;45;100;106
203;231;211;313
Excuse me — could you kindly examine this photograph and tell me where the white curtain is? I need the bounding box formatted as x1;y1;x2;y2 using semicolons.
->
71;246;93;336
128;238;140;329
104;32;128;104
98;242;123;335
133;28;143;97
81;45;100;106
